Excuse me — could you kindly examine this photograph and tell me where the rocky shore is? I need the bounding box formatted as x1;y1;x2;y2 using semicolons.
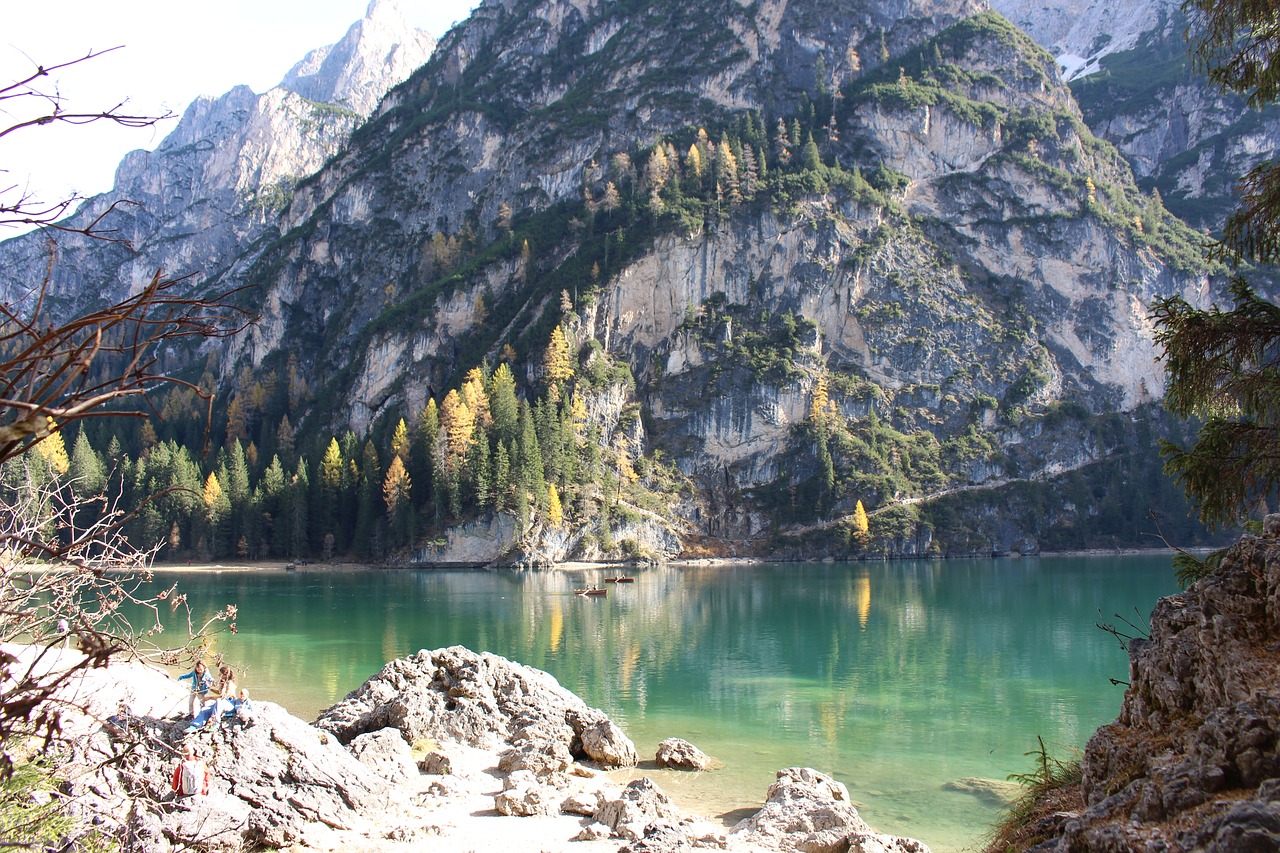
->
19;644;928;852
1010;521;1280;850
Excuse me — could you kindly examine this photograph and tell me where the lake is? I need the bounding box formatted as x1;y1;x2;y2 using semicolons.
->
141;554;1179;852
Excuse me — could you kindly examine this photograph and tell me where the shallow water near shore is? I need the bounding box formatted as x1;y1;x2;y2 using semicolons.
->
135;555;1177;852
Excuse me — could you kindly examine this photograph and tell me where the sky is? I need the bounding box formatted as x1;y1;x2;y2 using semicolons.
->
1;0;480;223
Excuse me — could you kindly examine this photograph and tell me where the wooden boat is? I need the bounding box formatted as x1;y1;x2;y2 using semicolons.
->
604;577;636;583
574;587;608;596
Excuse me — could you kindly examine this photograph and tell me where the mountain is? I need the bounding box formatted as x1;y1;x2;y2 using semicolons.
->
0;0;436;312
991;0;1280;232
170;0;1223;560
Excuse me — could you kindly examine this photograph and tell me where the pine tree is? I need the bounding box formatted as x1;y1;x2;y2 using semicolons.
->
1151;5;1280;527
517;400;546;505
493;440;512;511
354;442;381;558
414;398;441;508
801;134;822;171
288;459;310;559
490;363;520;446
69;431;106;495
471;433;491;510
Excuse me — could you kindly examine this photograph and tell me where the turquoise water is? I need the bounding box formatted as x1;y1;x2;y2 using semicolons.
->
144;555;1178;852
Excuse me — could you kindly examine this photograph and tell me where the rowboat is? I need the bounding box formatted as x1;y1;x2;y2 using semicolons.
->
575;587;607;596
604;577;635;583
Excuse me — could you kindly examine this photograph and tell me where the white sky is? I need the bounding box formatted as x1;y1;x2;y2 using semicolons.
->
2;0;480;218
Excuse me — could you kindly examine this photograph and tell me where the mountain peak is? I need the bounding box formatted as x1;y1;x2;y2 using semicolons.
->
280;0;436;115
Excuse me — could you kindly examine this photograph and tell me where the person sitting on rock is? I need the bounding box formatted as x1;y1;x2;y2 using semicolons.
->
232;688;255;727
171;743;210;797
106;700;133;735
185;667;239;733
177;660;214;717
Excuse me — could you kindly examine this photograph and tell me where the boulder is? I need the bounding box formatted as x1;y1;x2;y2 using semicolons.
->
571;707;640;767
315;646;638;768
494;769;557;816
498;739;574;778
28;652;390;852
419;751;452;775
595;777;681;841
655;737;714;771
348;727;418;782
730;768;928;853
577;822;614;841
561;790;601;816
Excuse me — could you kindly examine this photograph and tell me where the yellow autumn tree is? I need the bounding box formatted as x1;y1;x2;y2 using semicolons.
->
547;483;564;528
686;143;704;178
32;418;69;475
853;500;870;536
462;367;491;429
440;389;475;466
390;418;410;461
543;326;574;395
809;374;833;425
383;455;412;516
569;392;589;438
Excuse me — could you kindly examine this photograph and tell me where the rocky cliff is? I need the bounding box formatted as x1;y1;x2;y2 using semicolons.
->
0;0;1237;561
991;0;1280;233
999;524;1280;849
0;0;435;313
212;1;1219;558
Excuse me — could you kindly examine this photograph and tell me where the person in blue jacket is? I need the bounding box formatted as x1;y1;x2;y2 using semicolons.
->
177;660;214;717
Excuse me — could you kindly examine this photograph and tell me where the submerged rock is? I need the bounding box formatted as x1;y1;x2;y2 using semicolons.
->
942;776;1020;807
315;645;639;769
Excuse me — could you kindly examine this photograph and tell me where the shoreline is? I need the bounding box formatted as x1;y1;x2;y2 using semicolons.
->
136;546;1188;575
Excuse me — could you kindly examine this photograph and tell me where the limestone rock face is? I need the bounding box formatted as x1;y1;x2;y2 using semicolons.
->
1027;525;1280;847
655;737;714;771
314;645;639;769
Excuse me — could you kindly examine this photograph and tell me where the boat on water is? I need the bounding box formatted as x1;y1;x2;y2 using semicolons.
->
604;577;635;583
575;587;608;596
